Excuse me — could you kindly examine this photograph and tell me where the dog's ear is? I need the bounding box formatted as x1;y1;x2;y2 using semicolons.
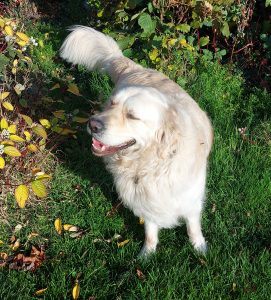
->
156;109;180;159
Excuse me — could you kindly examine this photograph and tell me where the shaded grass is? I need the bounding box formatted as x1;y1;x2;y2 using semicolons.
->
0;8;271;300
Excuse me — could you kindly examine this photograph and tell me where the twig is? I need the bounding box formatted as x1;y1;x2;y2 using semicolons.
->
233;42;253;54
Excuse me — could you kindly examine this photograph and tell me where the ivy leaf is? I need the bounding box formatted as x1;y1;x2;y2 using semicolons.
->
0;92;10;101
32;125;47;139
16;32;29;42
176;23;191;33
67;83;81;96
54;218;62;235
2;101;14;111
20;114;33;126
39;119;51;129
199;36;210;47
148;48;159;61
138;13;156;36
4;25;13;36
8;124;16;134
0;156;5;169
0;118;8;129
221;22;230;38
27;144;38;152
10;135;25;142
15;185;29;208
3;146;21;157
31;180;47;198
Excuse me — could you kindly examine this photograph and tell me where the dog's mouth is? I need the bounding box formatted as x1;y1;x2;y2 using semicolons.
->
91;137;136;156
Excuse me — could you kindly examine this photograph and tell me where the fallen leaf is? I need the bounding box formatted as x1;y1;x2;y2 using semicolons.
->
136;268;145;280
54;218;62;235
4;25;13;36
63;224;79;232
16;32;29;42
8;124;16;134
27;144;38;152
9;245;45;271
72;281;80;300
67;83;81;96
27;233;39;239
50;83;60;90
15;185;29;208
12;239;20;251
14;224;23;232
35;288;47;296
117;239;129;248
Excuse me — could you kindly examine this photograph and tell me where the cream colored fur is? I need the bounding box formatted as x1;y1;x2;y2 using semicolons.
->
60;26;213;256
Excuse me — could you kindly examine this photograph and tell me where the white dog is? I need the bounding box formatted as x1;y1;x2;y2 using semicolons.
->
60;26;213;257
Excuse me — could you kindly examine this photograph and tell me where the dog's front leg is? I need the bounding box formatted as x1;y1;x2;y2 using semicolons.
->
138;220;159;258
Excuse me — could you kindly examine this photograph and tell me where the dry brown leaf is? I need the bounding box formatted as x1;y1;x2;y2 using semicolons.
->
136;268;145;280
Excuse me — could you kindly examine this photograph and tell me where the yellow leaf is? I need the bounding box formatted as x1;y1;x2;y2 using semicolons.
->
36;173;51;180
23;130;31;141
31;168;41;175
16;32;29;42
11;67;16;75
0;157;5;169
31;180;47;198
117;239;130;248
20;114;33;126
27;144;38;152
12;239;20;251
148;48;159;61
39;119;51;129
2;101;14;111
72;282;80;300
67;83;81;96
1;140;14;146
50;83;60;90
16;40;27;47
10;135;25;142
168;38;177;46
13;59;18;67
32;125;47;139
4;25;13;36
179;38;187;46
63;224;73;231
35;288;47;296
53;110;65;119
3;146;21;157
73;117;89;123
15;185;29;208
0;118;8;129
0;92;10;101
0;19;4;28
0;240;4;245
54;218;62;235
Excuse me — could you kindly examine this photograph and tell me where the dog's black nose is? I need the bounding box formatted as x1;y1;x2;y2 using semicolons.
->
89;117;105;134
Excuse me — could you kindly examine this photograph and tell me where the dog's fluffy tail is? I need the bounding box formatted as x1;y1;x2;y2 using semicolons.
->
60;26;123;73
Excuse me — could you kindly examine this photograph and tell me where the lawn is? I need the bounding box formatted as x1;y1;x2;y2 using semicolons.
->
0;1;270;299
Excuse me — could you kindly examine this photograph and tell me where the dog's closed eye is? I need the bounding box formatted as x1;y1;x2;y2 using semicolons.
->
126;111;140;120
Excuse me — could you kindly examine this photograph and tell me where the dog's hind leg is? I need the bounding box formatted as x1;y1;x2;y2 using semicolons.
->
138;220;159;258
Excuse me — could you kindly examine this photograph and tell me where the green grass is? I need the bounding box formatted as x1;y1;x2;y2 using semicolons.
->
0;6;271;300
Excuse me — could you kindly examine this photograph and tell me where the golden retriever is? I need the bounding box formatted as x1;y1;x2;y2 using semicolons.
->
60;26;213;257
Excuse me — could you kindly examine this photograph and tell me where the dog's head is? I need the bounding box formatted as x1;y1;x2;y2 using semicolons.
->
88;86;170;157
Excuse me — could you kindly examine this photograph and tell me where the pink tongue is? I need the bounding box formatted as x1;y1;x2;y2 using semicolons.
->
92;138;104;149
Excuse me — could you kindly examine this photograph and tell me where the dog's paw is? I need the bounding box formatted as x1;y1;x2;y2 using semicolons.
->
138;246;156;259
193;240;207;255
